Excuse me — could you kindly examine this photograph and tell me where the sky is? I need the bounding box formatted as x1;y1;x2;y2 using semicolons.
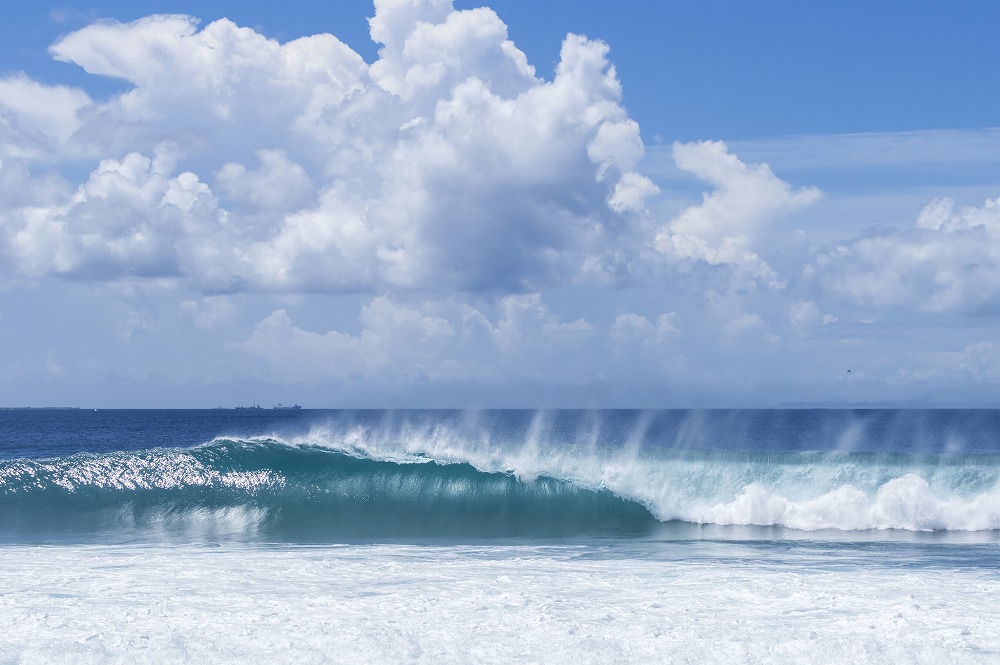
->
1;0;999;408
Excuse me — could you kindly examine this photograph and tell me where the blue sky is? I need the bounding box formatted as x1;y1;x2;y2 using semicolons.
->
1;0;999;407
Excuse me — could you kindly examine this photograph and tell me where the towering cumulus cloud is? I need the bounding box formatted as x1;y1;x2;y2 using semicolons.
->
0;0;658;294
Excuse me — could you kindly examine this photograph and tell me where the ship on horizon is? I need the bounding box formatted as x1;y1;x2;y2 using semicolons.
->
273;403;302;410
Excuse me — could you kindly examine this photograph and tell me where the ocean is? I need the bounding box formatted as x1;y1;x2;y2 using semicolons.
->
1;408;998;663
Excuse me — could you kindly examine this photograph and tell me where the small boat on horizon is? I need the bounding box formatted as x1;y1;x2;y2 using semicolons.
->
273;403;302;410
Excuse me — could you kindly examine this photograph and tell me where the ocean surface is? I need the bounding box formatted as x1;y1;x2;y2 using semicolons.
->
1;408;999;663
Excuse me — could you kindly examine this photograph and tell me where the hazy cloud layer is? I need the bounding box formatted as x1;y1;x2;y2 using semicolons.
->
234;294;602;385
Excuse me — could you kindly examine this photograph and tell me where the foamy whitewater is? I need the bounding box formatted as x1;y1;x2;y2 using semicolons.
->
2;409;999;662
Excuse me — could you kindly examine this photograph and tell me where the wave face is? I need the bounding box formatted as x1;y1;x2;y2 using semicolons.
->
2;409;1000;542
0;439;656;542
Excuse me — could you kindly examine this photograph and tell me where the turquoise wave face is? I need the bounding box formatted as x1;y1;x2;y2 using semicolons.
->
4;432;1000;543
0;439;657;543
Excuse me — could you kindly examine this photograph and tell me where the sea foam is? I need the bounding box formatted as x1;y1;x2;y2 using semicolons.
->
1;543;998;664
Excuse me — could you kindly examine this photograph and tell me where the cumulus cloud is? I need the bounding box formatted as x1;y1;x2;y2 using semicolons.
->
610;311;679;348
788;299;838;328
655;141;821;289
0;1;659;294
215;150;314;219
0;77;88;224
9;148;226;282
49;14;369;154
181;295;237;329
810;197;1000;312
369;0;536;104
0;76;90;152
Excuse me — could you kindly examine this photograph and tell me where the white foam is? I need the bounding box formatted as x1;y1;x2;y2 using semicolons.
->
1;543;998;664
692;475;1000;531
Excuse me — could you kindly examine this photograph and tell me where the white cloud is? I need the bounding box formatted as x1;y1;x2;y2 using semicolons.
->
181;295;237;329
233;294;595;384
0;2;657;295
897;342;1000;385
610;312;679;348
369;1;536;104
811;197;1000;312
655;141;821;289
788;299;838;328
0;75;90;151
0;78;89;228
725;312;766;337
50;14;368;150
234;301;456;383
9;149;226;282
215;150;314;218
488;293;593;352
789;299;821;327
609;171;659;213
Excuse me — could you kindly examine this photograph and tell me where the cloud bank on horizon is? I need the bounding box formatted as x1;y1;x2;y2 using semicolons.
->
0;0;998;406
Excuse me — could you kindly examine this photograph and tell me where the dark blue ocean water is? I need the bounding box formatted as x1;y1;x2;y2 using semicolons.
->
4;408;1000;460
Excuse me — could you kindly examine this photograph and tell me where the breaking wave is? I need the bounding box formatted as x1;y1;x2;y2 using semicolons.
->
2;412;1000;542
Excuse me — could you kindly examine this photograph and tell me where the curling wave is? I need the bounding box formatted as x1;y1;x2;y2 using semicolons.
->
2;432;1000;542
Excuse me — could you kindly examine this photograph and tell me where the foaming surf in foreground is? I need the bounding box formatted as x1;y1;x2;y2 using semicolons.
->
2;409;1000;542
